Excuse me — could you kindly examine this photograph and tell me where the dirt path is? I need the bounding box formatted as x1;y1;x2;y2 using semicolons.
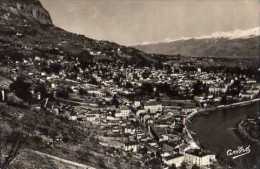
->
30;150;96;169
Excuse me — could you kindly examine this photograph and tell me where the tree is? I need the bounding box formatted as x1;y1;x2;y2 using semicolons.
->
0;122;26;169
140;82;154;95
9;76;32;103
193;80;205;96
56;87;70;98
179;162;188;169
169;164;177;169
209;164;216;169
149;158;162;169
191;164;200;169
79;88;87;95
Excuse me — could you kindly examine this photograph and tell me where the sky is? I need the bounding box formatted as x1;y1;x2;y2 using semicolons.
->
40;0;260;46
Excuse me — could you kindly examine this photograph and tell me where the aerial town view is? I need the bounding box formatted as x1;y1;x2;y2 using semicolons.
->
0;0;259;169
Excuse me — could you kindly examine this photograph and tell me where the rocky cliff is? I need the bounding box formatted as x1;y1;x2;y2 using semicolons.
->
0;0;52;25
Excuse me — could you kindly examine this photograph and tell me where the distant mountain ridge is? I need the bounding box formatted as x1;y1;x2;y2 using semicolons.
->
136;27;260;45
134;27;260;59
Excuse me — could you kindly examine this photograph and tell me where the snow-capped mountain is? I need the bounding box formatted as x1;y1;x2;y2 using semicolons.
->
197;27;260;40
134;27;260;59
135;27;260;46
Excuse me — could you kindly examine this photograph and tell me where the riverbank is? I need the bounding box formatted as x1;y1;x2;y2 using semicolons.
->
187;98;260;122
237;120;260;145
184;98;260;151
185;98;260;169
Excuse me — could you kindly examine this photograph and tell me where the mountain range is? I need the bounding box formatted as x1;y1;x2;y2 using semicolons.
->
134;27;260;59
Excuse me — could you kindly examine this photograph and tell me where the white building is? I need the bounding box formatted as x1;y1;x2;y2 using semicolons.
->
184;151;216;167
115;111;130;118
1;89;5;101
163;154;185;167
144;102;163;113
85;114;99;122
181;105;197;114
239;92;255;100
134;101;141;107
209;86;228;94
124;142;138;152
117;106;131;118
163;150;216;168
88;90;105;97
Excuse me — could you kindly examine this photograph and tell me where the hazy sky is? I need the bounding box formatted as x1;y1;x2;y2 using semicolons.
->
40;0;260;45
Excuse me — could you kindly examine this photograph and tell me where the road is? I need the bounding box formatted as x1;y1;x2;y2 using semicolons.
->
30;150;96;169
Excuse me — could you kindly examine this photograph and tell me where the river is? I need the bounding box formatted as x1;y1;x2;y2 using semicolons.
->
189;102;260;169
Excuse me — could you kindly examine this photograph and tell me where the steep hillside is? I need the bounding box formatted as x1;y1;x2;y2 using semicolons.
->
0;0;156;65
0;1;155;169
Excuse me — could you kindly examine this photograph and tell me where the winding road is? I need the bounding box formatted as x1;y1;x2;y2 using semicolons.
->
30;150;96;169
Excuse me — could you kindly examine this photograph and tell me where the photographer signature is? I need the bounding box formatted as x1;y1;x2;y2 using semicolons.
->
226;145;251;159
